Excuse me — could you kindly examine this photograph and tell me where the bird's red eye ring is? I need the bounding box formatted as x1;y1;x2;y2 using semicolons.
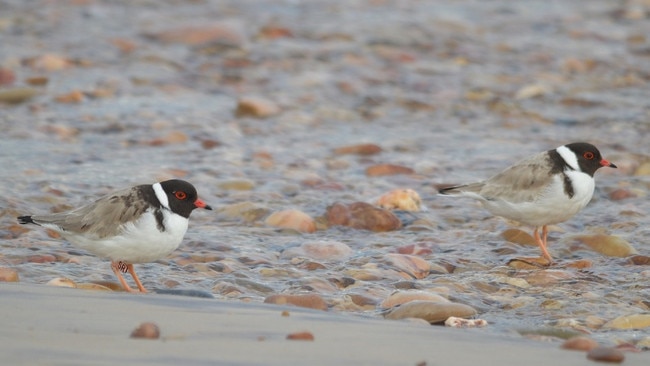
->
175;191;187;200
583;152;595;160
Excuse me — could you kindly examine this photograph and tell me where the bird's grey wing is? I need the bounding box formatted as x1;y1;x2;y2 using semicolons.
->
30;186;150;238
479;152;555;203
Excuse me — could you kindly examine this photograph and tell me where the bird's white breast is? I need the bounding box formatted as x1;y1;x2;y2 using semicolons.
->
61;208;189;263
482;171;595;227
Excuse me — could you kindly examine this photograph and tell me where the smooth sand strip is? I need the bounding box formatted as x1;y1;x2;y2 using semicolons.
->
1;283;647;365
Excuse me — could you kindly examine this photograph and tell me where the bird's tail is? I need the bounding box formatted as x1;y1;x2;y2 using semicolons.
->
438;185;465;195
18;216;36;225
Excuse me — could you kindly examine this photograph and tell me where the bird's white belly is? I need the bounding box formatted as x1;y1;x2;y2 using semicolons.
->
483;171;595;227
62;209;189;263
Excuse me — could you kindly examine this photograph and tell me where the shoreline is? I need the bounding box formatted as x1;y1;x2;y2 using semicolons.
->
2;283;647;365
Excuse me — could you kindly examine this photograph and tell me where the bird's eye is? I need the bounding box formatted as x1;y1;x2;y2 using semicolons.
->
583;152;595;160
175;191;187;200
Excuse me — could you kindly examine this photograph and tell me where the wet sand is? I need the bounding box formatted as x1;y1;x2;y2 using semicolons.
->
2;283;645;366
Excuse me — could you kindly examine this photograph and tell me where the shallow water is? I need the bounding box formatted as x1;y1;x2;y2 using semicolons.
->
1;0;649;349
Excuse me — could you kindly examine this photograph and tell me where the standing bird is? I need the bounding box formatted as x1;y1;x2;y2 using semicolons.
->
18;179;212;292
438;142;616;264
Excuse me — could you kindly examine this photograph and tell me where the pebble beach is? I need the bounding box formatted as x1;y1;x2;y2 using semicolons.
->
1;0;650;364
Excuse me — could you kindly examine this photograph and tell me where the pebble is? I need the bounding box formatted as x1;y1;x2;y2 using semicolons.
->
264;294;328;311
216;201;271;223
375;189;422;211
380;290;449;308
625;255;650;266
265;209;316;233
608;188;637;200
0;67;15;85
75;283;113;291
602;313;650;330
282;240;353;261
634;161;650;176
586;347;625;363
326;202;402;232
286;331;314;341
561;336;599;351
0;87;40;104
46;277;77;288
27;254;57;264
365;164;415;176
501;228;537;246
524;270;573;286
572;234;637;257
148;23;246;46
333;143;382;156
145;131;189;146
28;53;70;71
444;317;488;328
0;268;19;282
384;300;478;324
54;90;84;104
217;179;256;191
236;96;281;118
384;254;431;279
130;322;160;339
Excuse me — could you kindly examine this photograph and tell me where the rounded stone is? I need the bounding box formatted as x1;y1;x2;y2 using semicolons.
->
384;300;477;324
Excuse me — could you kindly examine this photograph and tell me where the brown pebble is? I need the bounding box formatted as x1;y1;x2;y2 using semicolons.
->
0;87;40;104
257;24;294;40
28;54;70;71
6;223;30;238
561;336;599;351
376;189;422;211
264;294;328;311
236;96;281;118
573;234;637;257
281;310;290;317
502;228;537;246
608;188;636;200
130;322;160;339
381;290;449;308
385;253;431;279
41;124;80;140
265;209;316;233
26;76;49;86
282;240;352;261
75;283;113;291
54;90;85;103
0;68;16;86
0;268;19;282
146;131;189;146
148;24;246;46
365;164;415;176
586;347;624;363
201;139;221;149
110;38;137;54
286;331;314;341
627;255;650;265
326;202;402;232
28;254;57;263
333;143;382;156
384;300;477;324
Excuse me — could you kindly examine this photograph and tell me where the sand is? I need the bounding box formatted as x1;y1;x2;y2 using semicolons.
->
1;283;647;365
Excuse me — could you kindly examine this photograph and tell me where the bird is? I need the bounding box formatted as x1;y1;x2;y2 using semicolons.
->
18;179;212;292
438;142;616;265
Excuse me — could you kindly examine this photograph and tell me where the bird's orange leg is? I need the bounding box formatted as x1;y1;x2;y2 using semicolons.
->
534;226;553;264
125;263;148;293
111;261;137;292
